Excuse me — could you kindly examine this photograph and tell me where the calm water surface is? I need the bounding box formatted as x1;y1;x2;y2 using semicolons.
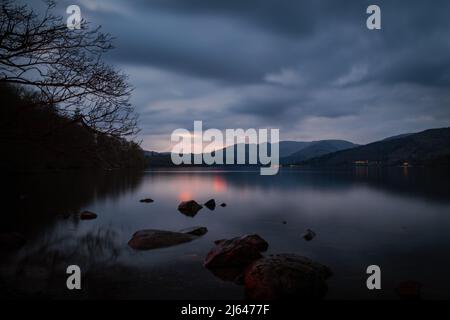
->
3;168;450;299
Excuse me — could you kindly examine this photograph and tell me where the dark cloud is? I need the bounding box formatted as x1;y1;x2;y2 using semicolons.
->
23;0;450;150
134;0;320;37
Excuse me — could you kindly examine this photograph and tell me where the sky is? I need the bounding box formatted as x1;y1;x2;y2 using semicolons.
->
31;0;450;151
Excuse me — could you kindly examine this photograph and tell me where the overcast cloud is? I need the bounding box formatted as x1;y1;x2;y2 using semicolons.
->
31;0;450;150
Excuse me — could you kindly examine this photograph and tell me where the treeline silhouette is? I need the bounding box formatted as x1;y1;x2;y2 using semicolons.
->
0;83;145;171
0;1;145;171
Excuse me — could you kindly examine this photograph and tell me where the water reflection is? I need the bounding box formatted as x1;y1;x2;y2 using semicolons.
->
2;167;450;299
4;170;143;234
213;176;227;192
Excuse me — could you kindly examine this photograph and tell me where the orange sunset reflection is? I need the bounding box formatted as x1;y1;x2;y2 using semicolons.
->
178;191;193;202
213;176;227;192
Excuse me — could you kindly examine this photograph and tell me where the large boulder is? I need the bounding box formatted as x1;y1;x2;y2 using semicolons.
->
244;254;332;300
128;229;200;250
204;234;268;269
178;200;203;217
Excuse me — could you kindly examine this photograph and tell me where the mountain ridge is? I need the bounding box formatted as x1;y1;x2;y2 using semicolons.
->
144;139;359;166
144;128;450;167
302;127;450;167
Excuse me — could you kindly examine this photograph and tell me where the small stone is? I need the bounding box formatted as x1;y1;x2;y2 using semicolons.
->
204;199;216;210
178;200;203;217
80;211;97;220
140;198;154;203
220;203;227;207
303;229;316;241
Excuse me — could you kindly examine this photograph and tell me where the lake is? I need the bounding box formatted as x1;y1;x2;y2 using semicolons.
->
2;167;450;299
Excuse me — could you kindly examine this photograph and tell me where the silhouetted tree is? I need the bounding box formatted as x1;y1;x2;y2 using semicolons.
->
0;0;139;137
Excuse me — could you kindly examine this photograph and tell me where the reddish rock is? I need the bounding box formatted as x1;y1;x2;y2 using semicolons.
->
178;200;203;217
204;234;268;269
128;229;197;250
244;254;332;300
80;211;97;220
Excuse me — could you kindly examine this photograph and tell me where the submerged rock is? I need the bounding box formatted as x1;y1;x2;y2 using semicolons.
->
303;229;316;241
0;232;26;252
128;229;199;250
179;226;208;236
396;281;422;300
244;254;332;300
80;211;98;220
139;198;154;203
178;200;203;217
204;199;216;210
204;234;268;270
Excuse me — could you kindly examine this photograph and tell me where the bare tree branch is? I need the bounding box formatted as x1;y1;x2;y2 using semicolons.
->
0;0;139;137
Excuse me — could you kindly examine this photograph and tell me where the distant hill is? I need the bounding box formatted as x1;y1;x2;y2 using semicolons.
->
276;141;311;157
144;139;358;167
281;140;358;164
381;133;413;141
304;128;450;167
144;129;450;168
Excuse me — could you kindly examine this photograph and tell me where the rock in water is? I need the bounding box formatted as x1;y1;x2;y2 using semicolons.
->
204;199;216;210
178;200;203;217
80;211;98;220
204;234;268;269
220;203;227;207
303;229;316;241
179;226;208;236
140;198;154;203
244;254;332;300
128;229;198;250
0;232;26;252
